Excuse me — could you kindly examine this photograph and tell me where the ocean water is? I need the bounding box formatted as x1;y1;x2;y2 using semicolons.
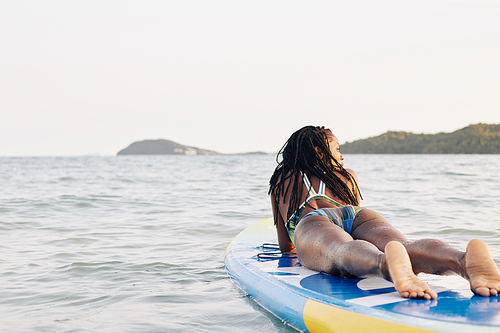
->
1;154;499;332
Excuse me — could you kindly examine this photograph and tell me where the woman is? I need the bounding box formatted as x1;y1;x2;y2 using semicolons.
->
269;125;500;299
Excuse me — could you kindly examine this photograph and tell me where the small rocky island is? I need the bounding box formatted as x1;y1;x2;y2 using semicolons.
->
117;139;219;155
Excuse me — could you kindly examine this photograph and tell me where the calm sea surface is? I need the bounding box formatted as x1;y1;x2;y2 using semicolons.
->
1;154;499;332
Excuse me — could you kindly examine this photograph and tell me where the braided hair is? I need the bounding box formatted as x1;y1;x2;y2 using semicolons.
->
269;126;361;225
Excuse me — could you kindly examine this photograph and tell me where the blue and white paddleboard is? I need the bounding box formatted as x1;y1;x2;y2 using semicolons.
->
224;218;500;333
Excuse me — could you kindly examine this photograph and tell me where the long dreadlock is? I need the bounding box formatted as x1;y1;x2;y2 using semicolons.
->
269;126;362;225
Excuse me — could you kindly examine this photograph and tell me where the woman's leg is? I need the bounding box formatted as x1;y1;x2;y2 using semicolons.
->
351;209;462;274
294;214;437;299
351;209;500;296
294;215;381;277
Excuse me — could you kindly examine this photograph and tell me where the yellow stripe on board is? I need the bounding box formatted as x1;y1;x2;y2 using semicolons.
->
303;299;437;333
223;240;233;261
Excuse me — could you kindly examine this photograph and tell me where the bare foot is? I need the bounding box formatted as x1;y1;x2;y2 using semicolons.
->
385;241;437;299
464;239;500;297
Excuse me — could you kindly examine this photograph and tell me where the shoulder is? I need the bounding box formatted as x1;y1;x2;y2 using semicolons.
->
333;167;359;184
344;168;359;182
273;171;297;190
344;168;361;203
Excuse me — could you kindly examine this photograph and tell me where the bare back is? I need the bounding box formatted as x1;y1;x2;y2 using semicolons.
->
271;168;360;252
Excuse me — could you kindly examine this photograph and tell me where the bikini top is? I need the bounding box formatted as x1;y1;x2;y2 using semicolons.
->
286;172;345;229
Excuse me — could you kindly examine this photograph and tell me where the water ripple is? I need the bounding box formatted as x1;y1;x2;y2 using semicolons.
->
1;155;499;332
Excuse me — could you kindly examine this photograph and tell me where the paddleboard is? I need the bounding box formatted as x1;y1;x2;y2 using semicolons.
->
224;218;500;333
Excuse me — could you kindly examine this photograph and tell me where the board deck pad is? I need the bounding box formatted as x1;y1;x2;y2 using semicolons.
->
225;218;500;333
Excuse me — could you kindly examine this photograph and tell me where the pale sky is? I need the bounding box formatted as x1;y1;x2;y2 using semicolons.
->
1;0;499;156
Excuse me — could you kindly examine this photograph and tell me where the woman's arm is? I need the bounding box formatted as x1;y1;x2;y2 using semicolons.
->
271;194;296;253
345;168;361;204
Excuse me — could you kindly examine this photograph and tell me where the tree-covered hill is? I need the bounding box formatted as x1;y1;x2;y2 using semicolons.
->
341;124;500;154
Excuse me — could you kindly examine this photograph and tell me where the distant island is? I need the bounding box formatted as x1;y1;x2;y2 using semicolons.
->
342;123;500;154
117;139;269;156
117;139;219;155
117;124;500;155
